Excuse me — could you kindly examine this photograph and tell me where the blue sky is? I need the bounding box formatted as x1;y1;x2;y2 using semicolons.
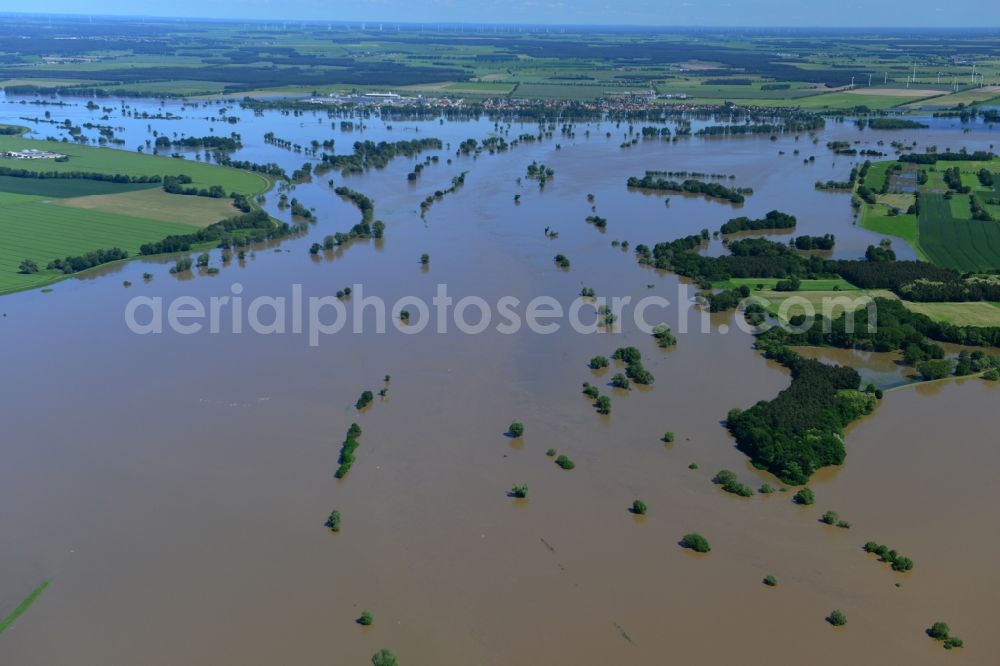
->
12;0;1000;27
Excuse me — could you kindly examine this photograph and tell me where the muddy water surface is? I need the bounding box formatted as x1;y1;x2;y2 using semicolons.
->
1;95;998;664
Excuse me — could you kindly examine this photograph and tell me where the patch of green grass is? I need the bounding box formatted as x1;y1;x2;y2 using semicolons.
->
0;580;49;635
0;137;270;194
715;277;858;292
860;204;923;259
919;193;1000;272
0;175;157;198
902;301;1000;327
0;199;198;294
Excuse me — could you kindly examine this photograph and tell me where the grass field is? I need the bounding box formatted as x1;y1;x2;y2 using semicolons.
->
902;301;1000;326
0;138;273;294
918;193;1000;272
755;289;889;322
0;137;270;194
55;188;238;227
793;91;938;110
859;204;924;258
0;175;157;198
0;199;198;293
715;277;858;291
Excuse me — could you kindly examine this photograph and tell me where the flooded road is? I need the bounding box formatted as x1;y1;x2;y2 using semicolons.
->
1;94;998;664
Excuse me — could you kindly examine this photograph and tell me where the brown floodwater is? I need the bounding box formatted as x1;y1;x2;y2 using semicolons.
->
1;95;998;664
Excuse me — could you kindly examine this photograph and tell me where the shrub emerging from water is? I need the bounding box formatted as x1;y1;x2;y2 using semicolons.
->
820;510;839;525
763;575;777;587
793;488;815;505
759;483;775;494
508;422;524;438
680;533;711;553
358;610;373;626
554;254;570;268
653;324;677;348
863;541;914;572
611;373;631;389
335;423;363;479
555;454;576;470
589;356;609;369
582;382;600;399
325;510;341;532
356;390;374;410
631;500;647;515
372;649;398;666
595;395;612;415
510;484;528;499
713;470;753;497
688;463;698;470
927;622;964;649
546;448;557;457
827;610;847;626
419;253;429;265
662;431;675;443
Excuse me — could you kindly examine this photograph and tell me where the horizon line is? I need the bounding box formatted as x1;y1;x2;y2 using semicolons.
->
1;12;999;31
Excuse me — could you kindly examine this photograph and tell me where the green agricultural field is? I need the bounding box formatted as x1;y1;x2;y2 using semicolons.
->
860;204;924;259
0;175;157;198
902;301;1000;327
0;138;273;294
0;199;198;293
918;193;1000;272
55;189;238;228
714;277;858;292
0;137;270;193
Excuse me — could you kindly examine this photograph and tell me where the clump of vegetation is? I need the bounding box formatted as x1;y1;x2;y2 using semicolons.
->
546;448;557;457
758;483;775;494
612;346;655;385
371;649;398;666
589;356;609;370
763;575;778;587
820;510;839;525
170;257;193;274
582;382;600;399
510;484;528;499
927;622;964;650
419;253;429;265
595;395;612;415
827;610;847;627
335;423;363;479
356;390;374;410
325;510;341;532
680;533;711;553
652;324;677;348
662;432;675;443
863;541;914;572
17;259;39;274
508;422;524;438
688;463;698;470
554;254;570;268
580;287;596;298
793;488;815;505
631;500;647;515
611;373;631;390
358;610;373;626
712;470;753;497
555;454;576;470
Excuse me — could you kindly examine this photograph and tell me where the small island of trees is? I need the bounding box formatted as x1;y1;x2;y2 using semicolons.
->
680;533;711;553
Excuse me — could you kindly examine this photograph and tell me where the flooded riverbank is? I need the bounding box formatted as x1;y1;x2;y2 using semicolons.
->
1;93;998;664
